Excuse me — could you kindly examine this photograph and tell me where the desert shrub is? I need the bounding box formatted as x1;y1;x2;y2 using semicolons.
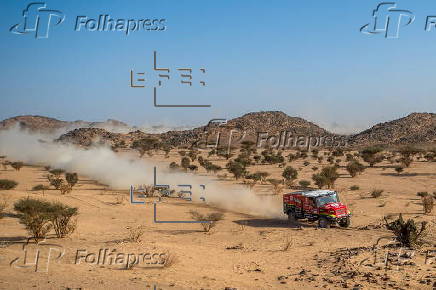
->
399;157;413;168
48;202;78;238
360;146;384;167
131;137;161;157
49;168;65;177
127;225;145;242
178;150;186;156
188;165;198;172
421;195;434;214
226;161;247;180
371;189;383;198
14;198;78;241
10;162;24;171
0;197;7;219
180;157;191;170
14;198;53;242
65;172;78;188
417;191;429;197
189;210;224;232
47;174;64;190
350;185;360;191
303;161;310;166
169;162;179;169
346;160;365;177
32;184;50;195
0;179;18;190
44;166;51;171
298;180;311;188
311;166;318;172
188;150;198;162
234;153;252;167
394;166;404;175
384;214;427;248
267;179;284;195
317;156;323;163
312;166;339;189
59;184;72;195
282;166;298;183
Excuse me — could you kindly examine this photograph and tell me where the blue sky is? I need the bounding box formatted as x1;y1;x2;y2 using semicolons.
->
1;0;436;133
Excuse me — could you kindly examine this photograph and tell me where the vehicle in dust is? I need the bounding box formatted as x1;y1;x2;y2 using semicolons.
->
283;190;351;228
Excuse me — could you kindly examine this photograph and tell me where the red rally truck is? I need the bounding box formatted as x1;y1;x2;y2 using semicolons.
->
283;190;351;228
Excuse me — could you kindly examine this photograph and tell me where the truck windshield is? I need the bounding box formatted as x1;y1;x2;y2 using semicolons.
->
316;193;338;207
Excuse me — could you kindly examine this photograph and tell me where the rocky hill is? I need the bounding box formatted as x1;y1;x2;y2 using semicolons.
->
0;115;131;134
3;112;436;148
348;113;436;146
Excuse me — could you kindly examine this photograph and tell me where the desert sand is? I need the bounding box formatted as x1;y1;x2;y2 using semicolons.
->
0;149;435;290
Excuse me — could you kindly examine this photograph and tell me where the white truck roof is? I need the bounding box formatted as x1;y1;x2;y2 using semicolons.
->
290;190;336;198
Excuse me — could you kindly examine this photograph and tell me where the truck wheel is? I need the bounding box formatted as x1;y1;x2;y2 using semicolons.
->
339;217;351;228
318;217;330;228
287;211;296;224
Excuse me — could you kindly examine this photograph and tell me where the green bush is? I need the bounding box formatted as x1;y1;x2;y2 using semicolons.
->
14;198;53;242
65;172;78;188
32;184;50;194
350;185;360;191
312;166;339;189
48;202;78;238
0;179;18;190
346;160;365;177
14;198;78;241
298;180;311;188
10;162;24;171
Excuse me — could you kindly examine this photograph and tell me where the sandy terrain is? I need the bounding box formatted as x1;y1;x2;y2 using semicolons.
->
0;150;435;290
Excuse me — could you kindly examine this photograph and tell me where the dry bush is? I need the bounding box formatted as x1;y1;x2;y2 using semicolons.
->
385;214;428;248
10;162;24;171
59;184;72;195
47;174;64;190
114;193;126;205
0;179;18;190
350;185;360;191
422;195;434;214
14;198;78;241
32;184;50;195
128;225;145;242
189;210;224;232
48;202;78;238
0;196;8;219
371;189;383;198
14;198;53;243
282;236;294;251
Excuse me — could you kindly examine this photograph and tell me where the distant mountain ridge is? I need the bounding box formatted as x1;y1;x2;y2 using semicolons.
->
1;112;435;148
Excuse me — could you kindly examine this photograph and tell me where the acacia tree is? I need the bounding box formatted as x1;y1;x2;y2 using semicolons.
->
360;147;384;167
282;166;298;185
65;173;79;188
226;161;246;180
